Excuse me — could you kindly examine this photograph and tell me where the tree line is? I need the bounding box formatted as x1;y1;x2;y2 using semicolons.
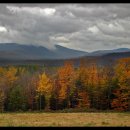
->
0;57;130;112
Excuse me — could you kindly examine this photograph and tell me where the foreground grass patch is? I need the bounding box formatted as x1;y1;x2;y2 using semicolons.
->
0;112;130;127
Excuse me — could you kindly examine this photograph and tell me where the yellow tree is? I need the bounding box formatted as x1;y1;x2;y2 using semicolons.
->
0;66;18;89
37;72;53;110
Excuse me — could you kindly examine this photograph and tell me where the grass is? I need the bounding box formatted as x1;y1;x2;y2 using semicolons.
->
0;112;130;127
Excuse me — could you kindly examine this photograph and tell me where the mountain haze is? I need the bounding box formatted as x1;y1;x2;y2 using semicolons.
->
0;43;130;66
0;43;87;60
0;43;130;62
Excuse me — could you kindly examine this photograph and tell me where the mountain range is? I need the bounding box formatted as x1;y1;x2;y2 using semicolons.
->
0;43;87;60
0;43;130;60
0;43;130;66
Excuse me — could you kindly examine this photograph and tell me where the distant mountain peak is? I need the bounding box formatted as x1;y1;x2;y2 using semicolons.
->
0;43;87;60
0;43;130;60
113;48;130;51
89;47;130;56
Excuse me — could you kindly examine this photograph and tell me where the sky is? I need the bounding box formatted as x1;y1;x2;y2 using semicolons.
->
0;4;130;52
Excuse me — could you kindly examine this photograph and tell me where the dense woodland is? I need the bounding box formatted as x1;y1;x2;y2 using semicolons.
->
0;57;130;112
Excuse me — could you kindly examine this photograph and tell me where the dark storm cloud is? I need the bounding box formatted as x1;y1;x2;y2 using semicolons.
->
0;4;130;51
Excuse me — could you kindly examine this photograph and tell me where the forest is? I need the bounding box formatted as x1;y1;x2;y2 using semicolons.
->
0;57;130;112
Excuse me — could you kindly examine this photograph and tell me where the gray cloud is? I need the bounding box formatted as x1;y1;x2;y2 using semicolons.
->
0;4;130;52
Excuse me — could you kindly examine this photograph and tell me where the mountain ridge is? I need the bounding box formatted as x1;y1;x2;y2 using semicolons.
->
0;43;130;60
0;43;87;60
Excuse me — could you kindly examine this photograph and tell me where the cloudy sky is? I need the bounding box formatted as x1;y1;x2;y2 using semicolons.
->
0;4;130;52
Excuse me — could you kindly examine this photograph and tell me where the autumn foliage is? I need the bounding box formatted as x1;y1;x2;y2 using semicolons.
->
111;58;130;111
0;58;130;112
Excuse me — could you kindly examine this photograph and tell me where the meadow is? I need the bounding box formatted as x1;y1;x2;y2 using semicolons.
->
0;112;130;127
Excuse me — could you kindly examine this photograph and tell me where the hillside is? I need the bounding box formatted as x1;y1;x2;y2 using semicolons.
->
0;43;130;66
0;43;87;60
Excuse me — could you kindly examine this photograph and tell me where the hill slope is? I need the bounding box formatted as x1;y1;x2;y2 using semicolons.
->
0;43;130;66
0;43;87;60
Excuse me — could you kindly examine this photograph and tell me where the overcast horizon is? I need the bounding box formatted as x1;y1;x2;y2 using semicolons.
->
0;4;130;52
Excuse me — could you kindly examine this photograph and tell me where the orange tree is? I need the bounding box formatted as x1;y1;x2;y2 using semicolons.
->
57;61;76;108
111;58;130;111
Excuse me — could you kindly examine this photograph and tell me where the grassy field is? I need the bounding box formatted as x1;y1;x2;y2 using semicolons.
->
0;112;130;127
